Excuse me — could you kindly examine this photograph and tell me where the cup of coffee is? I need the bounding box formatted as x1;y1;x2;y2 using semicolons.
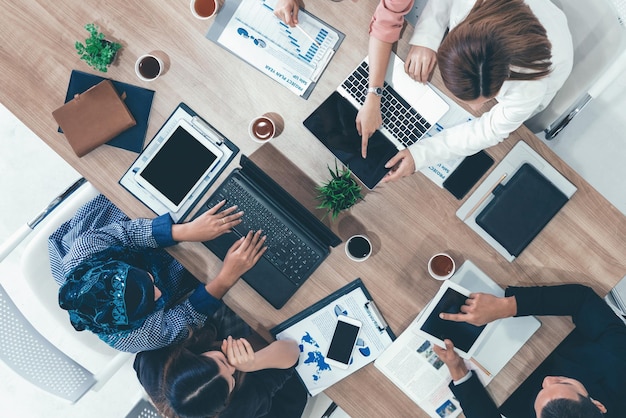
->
135;54;163;82
428;253;456;280
190;0;220;19
345;235;372;262
248;112;284;143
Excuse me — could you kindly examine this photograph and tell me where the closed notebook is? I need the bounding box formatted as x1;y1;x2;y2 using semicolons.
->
52;79;136;157
475;163;569;257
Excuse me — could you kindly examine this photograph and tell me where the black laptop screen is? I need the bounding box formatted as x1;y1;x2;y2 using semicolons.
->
303;91;398;189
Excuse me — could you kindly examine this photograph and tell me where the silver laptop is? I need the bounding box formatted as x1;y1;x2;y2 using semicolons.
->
337;52;449;149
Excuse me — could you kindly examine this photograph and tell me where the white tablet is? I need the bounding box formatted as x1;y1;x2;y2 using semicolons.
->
414;280;494;359
134;119;223;212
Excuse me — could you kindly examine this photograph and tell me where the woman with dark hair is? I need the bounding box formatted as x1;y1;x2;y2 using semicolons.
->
357;0;573;181
134;322;308;418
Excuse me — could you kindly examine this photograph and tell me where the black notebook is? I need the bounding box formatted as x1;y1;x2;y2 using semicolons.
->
475;163;569;257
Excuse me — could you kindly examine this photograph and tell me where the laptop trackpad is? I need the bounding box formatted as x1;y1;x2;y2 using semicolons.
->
204;233;296;309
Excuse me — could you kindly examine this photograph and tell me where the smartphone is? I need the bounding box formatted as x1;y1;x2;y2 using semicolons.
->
443;150;494;200
325;315;362;369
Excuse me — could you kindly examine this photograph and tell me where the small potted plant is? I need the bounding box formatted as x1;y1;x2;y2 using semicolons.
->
316;162;364;221
75;23;122;73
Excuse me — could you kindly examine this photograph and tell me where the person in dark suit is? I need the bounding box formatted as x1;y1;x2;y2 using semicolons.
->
431;284;626;418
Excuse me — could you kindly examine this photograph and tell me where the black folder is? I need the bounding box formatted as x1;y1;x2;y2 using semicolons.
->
475;163;569;257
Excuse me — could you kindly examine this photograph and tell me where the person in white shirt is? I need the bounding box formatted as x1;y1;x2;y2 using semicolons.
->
357;0;573;183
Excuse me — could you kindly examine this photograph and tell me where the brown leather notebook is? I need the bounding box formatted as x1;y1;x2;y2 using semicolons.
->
52;79;136;157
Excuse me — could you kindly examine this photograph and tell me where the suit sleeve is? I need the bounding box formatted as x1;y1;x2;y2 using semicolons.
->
448;372;501;418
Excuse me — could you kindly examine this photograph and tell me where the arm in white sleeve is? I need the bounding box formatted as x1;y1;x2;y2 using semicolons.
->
408;0;455;50
409;79;547;170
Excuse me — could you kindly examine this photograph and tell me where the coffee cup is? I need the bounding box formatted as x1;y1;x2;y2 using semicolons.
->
135;54;163;82
190;0;220;19
345;235;372;262
428;253;455;280
248;112;284;143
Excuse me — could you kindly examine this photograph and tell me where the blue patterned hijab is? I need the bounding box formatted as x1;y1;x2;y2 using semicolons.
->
59;246;166;335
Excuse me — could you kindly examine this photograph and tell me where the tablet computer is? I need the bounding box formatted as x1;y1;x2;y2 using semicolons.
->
134;119;224;212
414;280;494;359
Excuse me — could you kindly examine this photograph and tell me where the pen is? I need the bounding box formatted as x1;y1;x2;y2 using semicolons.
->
470;358;492;377
321;401;338;418
296;24;320;46
462;173;508;221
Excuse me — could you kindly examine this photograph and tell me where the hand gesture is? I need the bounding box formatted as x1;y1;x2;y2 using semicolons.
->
273;0;303;27
404;46;437;83
356;95;383;158
380;149;416;183
173;200;242;242
438;293;516;326
222;336;257;372
432;339;469;381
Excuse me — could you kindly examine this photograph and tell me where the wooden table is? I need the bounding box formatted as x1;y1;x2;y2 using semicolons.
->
2;0;626;416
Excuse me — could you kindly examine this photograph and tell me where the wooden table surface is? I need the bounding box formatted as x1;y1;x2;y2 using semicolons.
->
2;0;626;416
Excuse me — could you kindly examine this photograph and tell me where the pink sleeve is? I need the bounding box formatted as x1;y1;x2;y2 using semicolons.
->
369;0;415;44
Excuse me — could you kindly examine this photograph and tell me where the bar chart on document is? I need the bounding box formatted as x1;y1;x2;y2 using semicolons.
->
215;0;342;97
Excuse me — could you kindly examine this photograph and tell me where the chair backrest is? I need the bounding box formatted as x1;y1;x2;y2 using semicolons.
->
525;0;626;134
0;283;96;402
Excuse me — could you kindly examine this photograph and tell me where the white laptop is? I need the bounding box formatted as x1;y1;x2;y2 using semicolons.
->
337;52;450;149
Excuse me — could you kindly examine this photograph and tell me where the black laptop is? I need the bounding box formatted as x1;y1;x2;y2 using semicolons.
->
193;155;341;309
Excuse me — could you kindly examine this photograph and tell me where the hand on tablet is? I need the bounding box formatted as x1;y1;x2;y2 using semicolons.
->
439;293;517;326
432;339;468;381
174;200;243;242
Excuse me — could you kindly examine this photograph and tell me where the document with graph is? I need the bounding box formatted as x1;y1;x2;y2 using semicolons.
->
206;0;344;98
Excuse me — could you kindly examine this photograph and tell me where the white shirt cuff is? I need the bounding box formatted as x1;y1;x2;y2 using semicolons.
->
452;371;472;386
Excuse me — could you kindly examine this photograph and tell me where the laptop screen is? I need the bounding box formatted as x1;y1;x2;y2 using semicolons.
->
304;91;398;189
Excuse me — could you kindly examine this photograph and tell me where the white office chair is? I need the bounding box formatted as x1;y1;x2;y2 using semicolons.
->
0;179;159;415
525;0;626;139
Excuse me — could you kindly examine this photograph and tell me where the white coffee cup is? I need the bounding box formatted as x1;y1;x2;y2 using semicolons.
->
190;0;220;19
428;253;456;280
345;235;372;262
135;54;163;82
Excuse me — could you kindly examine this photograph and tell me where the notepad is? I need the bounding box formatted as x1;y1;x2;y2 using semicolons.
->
475;163;569;257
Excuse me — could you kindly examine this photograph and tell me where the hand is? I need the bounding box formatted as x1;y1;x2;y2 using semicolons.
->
273;0;303;27
222;336;257;372
355;95;383;158
381;149;415;183
439;293;517;326
172;200;242;242
432;339;469;381
205;230;267;298
404;45;437;83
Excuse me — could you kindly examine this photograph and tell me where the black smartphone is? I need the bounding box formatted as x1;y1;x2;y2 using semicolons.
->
443;151;494;200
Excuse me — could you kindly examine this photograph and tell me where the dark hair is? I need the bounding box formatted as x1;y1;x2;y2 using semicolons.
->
540;394;604;418
156;324;244;418
437;0;552;101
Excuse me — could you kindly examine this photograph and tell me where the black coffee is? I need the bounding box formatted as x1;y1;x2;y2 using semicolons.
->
138;56;161;79
347;236;371;259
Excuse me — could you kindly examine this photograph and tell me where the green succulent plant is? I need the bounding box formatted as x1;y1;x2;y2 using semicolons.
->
316;162;364;220
75;23;121;73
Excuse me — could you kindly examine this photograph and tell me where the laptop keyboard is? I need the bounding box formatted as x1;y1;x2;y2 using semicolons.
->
203;178;321;285
341;61;432;147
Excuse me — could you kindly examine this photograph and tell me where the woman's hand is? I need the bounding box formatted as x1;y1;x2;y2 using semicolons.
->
404;45;437;82
171;200;242;242
432;339;469;381
273;0;303;26
222;336;257;372
356;95;383;158
205;230;267;298
380;149;416;183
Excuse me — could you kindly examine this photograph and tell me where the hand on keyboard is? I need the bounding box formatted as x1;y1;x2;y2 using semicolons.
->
206;230;267;298
174;200;243;242
356;95;383;159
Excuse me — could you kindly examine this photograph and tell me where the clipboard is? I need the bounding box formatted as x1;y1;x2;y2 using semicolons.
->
271;279;395;396
119;102;239;222
206;0;344;99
